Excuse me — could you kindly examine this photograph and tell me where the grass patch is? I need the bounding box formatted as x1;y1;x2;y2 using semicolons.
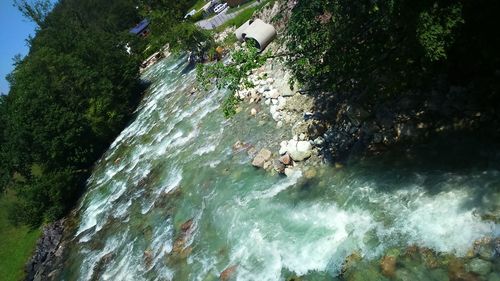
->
216;6;256;32
188;0;207;12
215;0;272;32
0;192;41;281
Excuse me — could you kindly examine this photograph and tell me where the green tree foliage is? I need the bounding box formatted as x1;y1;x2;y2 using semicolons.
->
0;0;149;226
197;45;269;117
284;0;500;99
1;0;213;226
142;0;213;59
13;0;53;27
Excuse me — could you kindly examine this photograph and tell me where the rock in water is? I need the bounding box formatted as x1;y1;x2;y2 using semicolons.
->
220;265;237;281
279;153;292;165
380;255;397;277
465;258;492;276
287;140;312;161
250;108;257;116
273;159;285;173
279;141;288;155
252;148;272;168
181;219;194;233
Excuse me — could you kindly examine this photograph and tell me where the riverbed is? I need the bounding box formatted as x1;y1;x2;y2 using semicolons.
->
52;56;500;281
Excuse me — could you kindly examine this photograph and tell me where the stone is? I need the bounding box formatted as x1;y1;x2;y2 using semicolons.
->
428;268;449;281
252;148;272;168
250;108;257;116
287;140;312;161
277;121;283;128
313;137;325;146
346;105;370;126
495;238;500;257
299;133;307;140
395;269;415;281
247;147;257;157
267;78;274;84
263;161;272;170
143;250;153;267
279;153;292;165
304;168;317;179
380;255;396;277
252;155;266;168
449;258;480;281
264;99;271;105
270;105;278;115
279;141;288;155
272;112;281;121
273;159;285;173
466;258;492;276
181;219;194;233
25;219;65;281
341;252;362;275
268;89;280;99
488;272;500;281
220;265;237;281
271;99;278;105
283;93;314;113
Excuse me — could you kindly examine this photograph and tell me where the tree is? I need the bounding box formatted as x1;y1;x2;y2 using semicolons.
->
13;0;53;27
2;0;144;225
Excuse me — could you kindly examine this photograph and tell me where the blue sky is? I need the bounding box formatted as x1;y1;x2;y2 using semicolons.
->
0;1;38;94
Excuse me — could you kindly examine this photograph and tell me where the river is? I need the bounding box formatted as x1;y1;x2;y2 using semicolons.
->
53;56;500;281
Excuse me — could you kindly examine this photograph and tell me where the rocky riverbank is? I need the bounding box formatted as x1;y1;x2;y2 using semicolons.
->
230;0;500;169
231;62;326;177
339;237;500;281
25;219;66;281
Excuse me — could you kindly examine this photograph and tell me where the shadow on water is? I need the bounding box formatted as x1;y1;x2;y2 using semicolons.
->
181;61;196;75
344;131;500;214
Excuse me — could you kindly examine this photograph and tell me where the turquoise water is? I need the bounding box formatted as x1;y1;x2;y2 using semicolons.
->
54;57;500;281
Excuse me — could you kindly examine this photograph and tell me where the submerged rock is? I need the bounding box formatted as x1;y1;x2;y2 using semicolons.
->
304;168;317;179
465;258;492;276
181;219;194;233
488;272;500;281
448;258;481;281
273;159;285;173
341;252;362;275
380;255;397;277
220;265;237;281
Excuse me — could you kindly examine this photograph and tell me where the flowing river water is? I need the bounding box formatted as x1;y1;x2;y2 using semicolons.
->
53;57;500;281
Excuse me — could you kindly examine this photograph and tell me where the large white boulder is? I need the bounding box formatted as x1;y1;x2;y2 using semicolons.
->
285;140;312;161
